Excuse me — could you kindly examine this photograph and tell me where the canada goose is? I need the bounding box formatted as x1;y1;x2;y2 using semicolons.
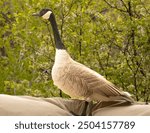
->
33;8;134;103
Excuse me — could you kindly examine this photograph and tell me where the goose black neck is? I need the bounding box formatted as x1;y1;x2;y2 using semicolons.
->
48;13;65;50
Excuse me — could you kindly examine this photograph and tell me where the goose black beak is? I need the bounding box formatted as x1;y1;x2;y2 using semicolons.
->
32;13;40;17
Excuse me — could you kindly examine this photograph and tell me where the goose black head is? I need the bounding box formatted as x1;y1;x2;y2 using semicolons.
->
33;8;53;20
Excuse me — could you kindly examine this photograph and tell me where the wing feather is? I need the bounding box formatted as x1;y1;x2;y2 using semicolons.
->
54;60;133;102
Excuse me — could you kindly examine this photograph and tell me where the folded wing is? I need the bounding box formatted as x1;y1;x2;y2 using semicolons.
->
62;61;134;103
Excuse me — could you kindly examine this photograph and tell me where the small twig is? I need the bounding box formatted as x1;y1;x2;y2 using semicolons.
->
103;0;127;13
120;0;129;12
139;0;150;14
64;0;75;18
1;12;12;23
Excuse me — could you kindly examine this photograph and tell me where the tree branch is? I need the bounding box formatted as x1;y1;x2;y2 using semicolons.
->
103;0;127;13
120;0;129;12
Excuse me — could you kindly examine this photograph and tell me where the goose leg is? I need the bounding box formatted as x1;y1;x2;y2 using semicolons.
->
86;101;93;116
81;101;93;116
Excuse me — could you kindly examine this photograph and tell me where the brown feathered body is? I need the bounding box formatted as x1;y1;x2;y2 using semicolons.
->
52;49;134;103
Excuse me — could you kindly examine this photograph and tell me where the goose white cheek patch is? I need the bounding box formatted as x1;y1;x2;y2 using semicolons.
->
42;11;52;19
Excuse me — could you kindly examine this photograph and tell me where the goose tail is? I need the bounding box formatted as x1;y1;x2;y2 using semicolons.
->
91;91;134;104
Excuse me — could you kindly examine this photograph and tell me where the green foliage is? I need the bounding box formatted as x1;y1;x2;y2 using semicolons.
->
0;0;150;102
